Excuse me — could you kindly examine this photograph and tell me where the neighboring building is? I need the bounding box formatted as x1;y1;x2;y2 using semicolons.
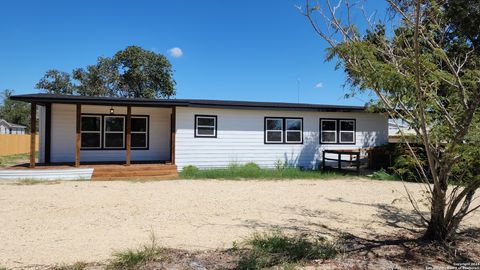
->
0;119;26;134
10;94;389;171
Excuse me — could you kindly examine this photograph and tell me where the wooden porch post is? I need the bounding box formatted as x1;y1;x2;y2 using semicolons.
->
126;105;131;166
170;107;176;164
29;102;36;168
75;104;81;167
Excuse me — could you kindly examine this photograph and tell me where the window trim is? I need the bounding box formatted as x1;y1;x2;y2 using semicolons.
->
131;116;149;149
80;113;150;150
339;119;356;144
194;115;217;138
104;115;126;149
264;117;304;144
319;118;356;145
80;115;102;149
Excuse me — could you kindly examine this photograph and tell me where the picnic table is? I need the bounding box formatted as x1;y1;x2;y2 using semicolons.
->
322;149;361;173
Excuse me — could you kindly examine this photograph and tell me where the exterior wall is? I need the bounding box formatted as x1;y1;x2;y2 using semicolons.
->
0;124;7;134
175;107;388;170
49;104;172;163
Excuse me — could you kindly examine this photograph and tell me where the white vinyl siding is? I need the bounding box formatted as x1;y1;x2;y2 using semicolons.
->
50;104;171;162
175;107;388;170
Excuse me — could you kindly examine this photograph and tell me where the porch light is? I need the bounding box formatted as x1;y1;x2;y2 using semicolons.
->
110;107;114;114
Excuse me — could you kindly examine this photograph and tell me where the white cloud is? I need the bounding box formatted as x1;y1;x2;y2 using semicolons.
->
168;47;183;58
314;82;323;88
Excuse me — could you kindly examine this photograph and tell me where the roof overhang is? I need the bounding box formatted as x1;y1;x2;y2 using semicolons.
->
10;93;369;112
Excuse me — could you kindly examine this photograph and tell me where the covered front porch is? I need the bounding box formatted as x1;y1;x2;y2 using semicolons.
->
19;99;179;180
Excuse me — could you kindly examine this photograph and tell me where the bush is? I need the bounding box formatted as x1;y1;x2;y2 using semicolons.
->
371;169;398;181
181;165;199;176
235;231;338;269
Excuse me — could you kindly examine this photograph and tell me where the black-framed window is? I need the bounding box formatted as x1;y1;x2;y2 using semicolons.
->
104;116;125;149
131;116;148;149
195;115;217;137
80;114;149;150
265;117;303;144
320;118;356;144
81;115;102;149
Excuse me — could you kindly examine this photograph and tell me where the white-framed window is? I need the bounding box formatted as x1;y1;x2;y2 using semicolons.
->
104;116;125;149
285;118;303;143
320;119;337;143
80;115;102;149
131;116;148;149
265;118;283;143
339;119;355;143
195;115;217;137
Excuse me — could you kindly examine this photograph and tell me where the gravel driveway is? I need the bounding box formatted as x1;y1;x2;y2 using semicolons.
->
0;178;478;268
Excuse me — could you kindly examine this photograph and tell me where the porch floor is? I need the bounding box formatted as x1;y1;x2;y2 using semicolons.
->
7;161;178;180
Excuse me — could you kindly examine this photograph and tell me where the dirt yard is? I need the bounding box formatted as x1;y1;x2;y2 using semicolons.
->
0;178;479;268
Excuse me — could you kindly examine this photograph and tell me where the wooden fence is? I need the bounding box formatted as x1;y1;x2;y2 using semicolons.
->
0;134;39;156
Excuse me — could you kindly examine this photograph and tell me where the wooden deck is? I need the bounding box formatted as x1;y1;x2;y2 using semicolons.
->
7;162;178;180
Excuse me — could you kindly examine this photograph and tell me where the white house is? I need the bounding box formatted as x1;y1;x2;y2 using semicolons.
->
0;119;26;134
9;94;388;175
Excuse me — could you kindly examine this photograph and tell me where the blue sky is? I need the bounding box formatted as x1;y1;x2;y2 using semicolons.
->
0;0;387;105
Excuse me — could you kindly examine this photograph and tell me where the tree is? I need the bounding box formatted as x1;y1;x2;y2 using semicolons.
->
0;89;30;131
36;46;176;99
35;70;74;95
300;0;480;241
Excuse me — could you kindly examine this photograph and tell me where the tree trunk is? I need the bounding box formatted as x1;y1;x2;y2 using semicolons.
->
424;182;448;241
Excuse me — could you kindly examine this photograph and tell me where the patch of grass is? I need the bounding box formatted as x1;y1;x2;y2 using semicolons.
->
0;266;7;270
107;233;163;270
53;261;88;270
370;169;399;181
234;230;338;269
0;152;37;167
12;179;60;185
180;163;344;180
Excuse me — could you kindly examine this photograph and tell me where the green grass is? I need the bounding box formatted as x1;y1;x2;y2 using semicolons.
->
53;262;88;270
180;163;344;180
370;169;399;181
234;230;338;270
12;179;60;185
0;152;36;167
107;233;163;270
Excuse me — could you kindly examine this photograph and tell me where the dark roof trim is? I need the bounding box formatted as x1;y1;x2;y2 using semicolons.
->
10;93;368;112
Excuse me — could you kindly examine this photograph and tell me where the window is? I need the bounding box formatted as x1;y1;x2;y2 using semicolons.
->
131;116;148;149
285;118;302;143
265;117;303;144
339;120;355;143
104;116;125;148
81;116;101;149
320;119;356;144
265;118;283;143
195;115;217;137
320;119;337;143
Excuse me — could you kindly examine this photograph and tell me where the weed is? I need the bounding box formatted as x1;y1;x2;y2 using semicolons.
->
53;261;88;270
370;169;398;181
13;179;60;185
235;230;338;269
107;233;163;270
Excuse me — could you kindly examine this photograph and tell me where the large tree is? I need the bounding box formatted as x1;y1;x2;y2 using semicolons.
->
300;0;480;241
36;46;176;99
0;89;30;131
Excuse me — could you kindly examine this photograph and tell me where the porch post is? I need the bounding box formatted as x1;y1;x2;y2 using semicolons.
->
170;106;176;164
29;102;36;168
75;104;81;167
126;105;131;166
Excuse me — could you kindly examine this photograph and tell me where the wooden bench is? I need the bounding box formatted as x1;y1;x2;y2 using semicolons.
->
322;149;361;173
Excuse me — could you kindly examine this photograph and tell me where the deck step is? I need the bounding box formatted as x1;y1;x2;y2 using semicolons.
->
91;164;178;180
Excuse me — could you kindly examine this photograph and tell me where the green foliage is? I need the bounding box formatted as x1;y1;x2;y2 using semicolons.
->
53;262;87;270
36;46;176;99
0;152;33;167
180;162;342;180
235;230;338;269
370;169;398;181
0;89;30;131
107;233;162;270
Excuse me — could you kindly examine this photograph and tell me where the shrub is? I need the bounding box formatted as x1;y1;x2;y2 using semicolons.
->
371;169;398;181
243;162;261;170
181;165;199;176
235;230;338;269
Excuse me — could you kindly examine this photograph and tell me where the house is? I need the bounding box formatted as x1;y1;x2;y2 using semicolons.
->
8;93;388;178
0;119;26;134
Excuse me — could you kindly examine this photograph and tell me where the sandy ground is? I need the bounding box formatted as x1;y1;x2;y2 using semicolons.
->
0;178;479;268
